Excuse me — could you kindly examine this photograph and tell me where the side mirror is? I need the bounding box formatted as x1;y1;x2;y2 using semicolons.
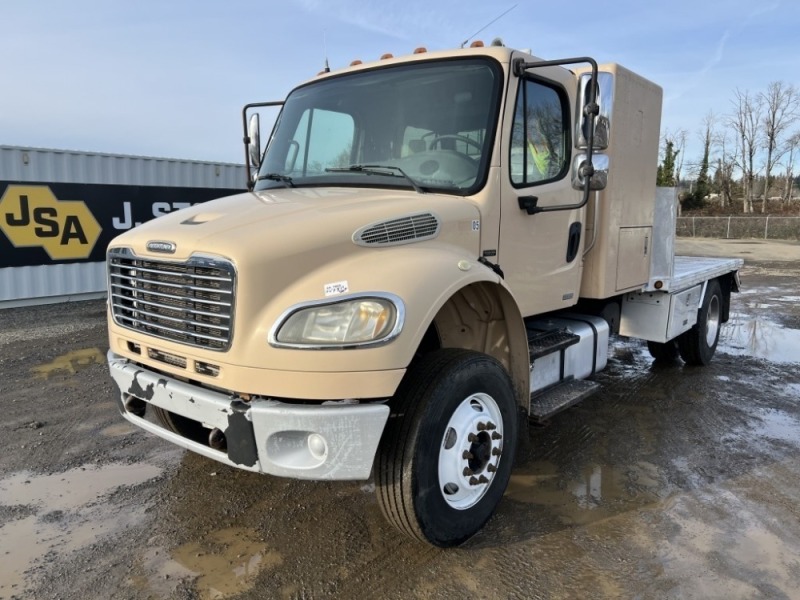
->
577;72;613;151
248;113;261;168
571;153;609;191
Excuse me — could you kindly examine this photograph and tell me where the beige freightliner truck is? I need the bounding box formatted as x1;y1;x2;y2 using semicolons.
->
106;43;743;547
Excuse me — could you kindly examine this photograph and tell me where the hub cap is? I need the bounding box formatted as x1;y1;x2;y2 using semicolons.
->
438;393;504;510
706;294;721;347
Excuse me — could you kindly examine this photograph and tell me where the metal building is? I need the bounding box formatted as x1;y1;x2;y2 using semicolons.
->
0;145;246;308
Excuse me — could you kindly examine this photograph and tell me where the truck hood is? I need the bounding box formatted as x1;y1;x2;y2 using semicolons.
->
110;186;481;263
107;186;488;381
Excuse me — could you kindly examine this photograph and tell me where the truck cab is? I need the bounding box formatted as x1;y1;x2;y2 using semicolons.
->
106;43;741;547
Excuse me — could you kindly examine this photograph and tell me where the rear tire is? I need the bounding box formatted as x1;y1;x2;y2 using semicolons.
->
376;349;518;547
647;340;679;362
677;279;722;366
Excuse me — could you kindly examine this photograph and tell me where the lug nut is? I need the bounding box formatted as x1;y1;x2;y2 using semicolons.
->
492;432;502;440
462;450;474;460
487;464;497;473
477;422;487;431
478;475;489;484
469;476;479;486
492;447;502;456
463;467;474;476
468;433;478;442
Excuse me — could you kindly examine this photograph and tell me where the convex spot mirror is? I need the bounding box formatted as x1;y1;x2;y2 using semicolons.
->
248;113;261;168
577;72;613;151
571;153;608;191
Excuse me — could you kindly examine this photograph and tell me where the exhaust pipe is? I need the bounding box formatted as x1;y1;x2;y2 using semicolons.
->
209;428;227;452
123;395;147;417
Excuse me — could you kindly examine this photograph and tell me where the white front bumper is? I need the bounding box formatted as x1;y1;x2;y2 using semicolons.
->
107;351;390;480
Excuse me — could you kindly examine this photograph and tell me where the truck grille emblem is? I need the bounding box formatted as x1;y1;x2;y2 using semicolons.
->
146;240;177;254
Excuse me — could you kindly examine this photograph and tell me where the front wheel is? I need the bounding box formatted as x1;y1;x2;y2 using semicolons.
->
376;349;518;547
677;279;722;366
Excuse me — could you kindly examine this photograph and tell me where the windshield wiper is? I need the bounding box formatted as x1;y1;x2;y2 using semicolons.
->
326;164;426;194
257;173;295;187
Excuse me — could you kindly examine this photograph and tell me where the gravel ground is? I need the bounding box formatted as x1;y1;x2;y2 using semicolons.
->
1;238;799;599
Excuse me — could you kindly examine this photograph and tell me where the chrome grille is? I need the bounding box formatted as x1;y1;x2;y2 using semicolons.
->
108;249;235;351
354;213;440;247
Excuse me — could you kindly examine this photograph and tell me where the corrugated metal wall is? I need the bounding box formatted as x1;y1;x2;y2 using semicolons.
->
0;145;244;188
1;146;246;308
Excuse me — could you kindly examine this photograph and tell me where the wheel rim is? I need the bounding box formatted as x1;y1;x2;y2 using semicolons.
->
706;294;721;347
438;392;504;510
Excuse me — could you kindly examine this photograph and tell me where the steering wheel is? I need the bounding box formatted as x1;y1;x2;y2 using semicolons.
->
428;134;482;153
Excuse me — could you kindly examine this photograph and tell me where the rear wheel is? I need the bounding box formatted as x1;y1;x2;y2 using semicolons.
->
677;279;722;366
376;349;518;547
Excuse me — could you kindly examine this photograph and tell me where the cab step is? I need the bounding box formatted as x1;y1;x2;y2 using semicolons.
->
529;378;600;422
527;327;580;361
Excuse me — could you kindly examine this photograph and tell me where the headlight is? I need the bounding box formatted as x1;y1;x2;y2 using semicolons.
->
270;294;404;348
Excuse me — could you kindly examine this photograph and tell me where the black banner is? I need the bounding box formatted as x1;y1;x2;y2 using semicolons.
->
0;181;243;268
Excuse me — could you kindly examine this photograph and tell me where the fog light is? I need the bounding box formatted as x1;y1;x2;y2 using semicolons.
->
307;433;328;460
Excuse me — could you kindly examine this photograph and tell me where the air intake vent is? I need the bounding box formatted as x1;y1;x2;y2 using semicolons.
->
353;213;440;247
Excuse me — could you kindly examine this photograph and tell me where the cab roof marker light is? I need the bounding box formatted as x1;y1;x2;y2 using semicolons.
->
413;47;427;54
380;53;394;60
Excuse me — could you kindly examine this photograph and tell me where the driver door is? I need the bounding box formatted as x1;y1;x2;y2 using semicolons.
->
498;64;585;317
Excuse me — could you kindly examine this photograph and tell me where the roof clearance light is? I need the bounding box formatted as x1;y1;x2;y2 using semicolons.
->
470;40;485;48
413;47;427;54
350;59;363;66
380;53;394;60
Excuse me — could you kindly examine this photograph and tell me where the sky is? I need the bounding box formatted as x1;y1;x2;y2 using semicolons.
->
1;0;797;172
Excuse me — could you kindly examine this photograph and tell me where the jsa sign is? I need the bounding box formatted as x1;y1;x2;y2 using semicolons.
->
0;185;102;260
0;181;243;268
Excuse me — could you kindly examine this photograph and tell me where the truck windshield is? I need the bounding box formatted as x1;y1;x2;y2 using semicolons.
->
255;58;502;196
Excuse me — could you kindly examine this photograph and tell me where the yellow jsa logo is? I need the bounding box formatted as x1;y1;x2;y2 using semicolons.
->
0;185;101;260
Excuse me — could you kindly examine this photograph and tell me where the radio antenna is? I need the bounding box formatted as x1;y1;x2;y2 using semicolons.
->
460;4;518;48
323;30;330;73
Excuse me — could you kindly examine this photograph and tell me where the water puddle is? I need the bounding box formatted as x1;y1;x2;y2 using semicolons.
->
752;410;800;445
100;423;136;438
718;314;800;363
0;463;162;597
506;460;663;525
142;528;282;599
32;347;104;379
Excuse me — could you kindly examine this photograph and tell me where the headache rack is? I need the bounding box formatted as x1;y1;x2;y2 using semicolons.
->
108;248;236;351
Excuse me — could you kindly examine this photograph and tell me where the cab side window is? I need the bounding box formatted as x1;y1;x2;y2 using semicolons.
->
509;78;569;186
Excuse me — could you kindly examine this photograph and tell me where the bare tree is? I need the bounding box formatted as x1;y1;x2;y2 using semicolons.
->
728;89;763;213
759;82;799;211
713;129;737;209
673;130;688;185
784;131;800;202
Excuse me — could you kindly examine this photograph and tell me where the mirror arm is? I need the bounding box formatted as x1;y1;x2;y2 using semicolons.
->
512;56;599;215
241;101;284;191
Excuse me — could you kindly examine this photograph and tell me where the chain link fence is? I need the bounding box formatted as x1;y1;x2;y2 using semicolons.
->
676;216;800;240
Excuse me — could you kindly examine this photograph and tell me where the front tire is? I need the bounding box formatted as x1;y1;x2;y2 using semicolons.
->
376;349;518;547
152;406;209;445
677;279;722;366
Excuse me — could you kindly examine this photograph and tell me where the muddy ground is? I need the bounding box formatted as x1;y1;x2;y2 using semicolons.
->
1;238;799;600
